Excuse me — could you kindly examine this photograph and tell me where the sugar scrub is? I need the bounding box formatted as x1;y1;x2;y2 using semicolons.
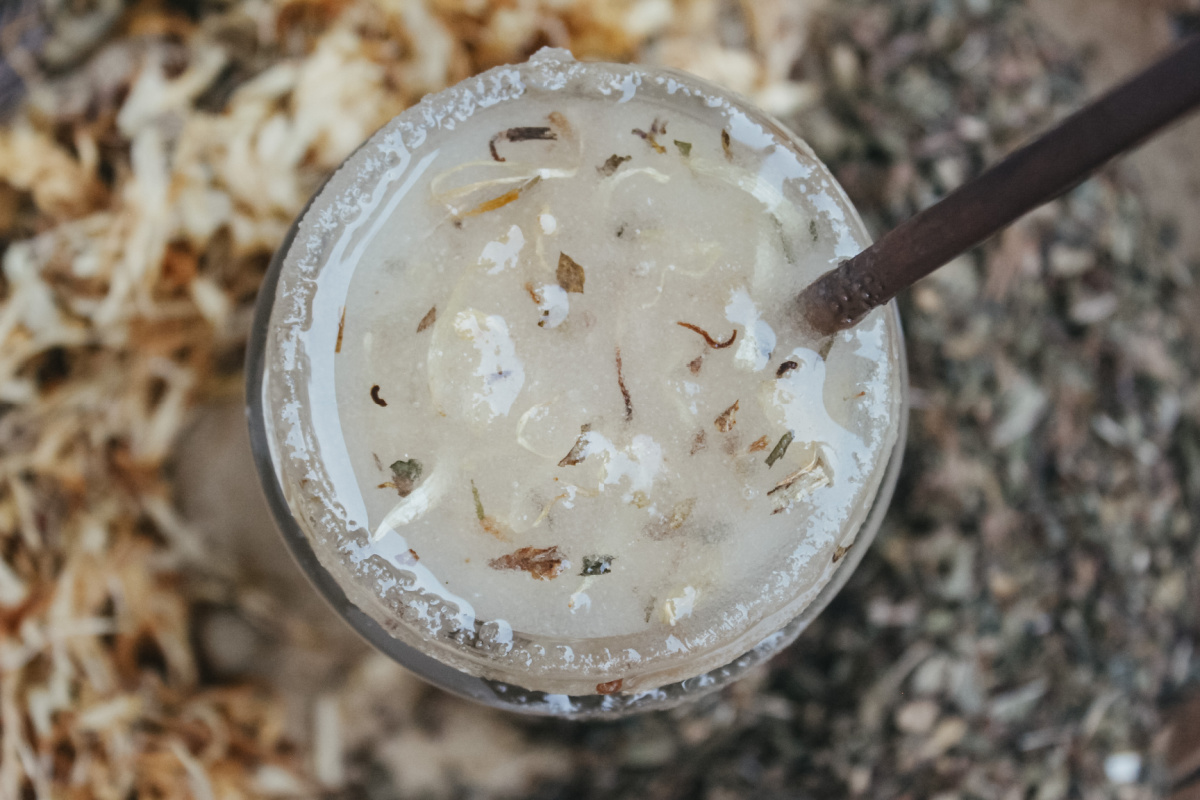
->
254;49;904;701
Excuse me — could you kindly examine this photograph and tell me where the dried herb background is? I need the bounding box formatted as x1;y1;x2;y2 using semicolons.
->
1;0;1199;798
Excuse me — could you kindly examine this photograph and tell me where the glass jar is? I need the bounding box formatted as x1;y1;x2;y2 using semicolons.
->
246;49;907;718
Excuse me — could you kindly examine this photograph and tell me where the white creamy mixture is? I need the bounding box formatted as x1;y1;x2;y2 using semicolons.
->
264;51;903;696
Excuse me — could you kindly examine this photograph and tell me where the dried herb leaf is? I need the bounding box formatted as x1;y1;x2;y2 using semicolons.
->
471;479;486;520
765;431;794;467
776;360;798;378
721;128;733;160
597;154;632;176
387;459;422;497
488;546;567;580
580;555;615;576
809;219;819;242
558;424;592;467
416;306;437;333
370;385;387;407
335;306;346;353
714;400;739;433
616;346;633;421
489;126;556;162
833;543;852;563
557;252;586;293
673;139;692;156
676;321;738;349
819;338;835;360
596;679;624;695
748;435;770;453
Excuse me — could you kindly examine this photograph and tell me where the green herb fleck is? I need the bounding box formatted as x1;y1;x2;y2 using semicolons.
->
765;431;794;468
809;219;819;242
580;555;615;576
471;479;486;520
673;140;692;156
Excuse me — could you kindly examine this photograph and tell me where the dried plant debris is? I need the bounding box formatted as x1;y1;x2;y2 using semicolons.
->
557;424;591;467
336;307;347;353
598;153;632;176
489;126;556;162
556;251;586;293
580;555;615;576
646;498;695;539
615;345;633;421
765;431;794;467
632;118;667;153
676;321;738;349
673;139;692;156
381;458;422;497
416;305;437;332
370;384;387;406
488;546;568;580
714;400;739;433
595;678;624;695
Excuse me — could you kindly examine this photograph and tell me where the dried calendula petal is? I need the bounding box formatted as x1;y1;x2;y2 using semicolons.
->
488;546;568;580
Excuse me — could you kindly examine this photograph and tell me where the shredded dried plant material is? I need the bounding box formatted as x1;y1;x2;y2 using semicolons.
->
556;251;586;293
646;498;696;540
416;305;437;332
688;355;703;374
765;430;794;467
595;678;624;695
714;400;739;432
489;126;557;162
632;117;668;154
580;555;615;576
488;546;568;580
336;307;347;352
384;459;422;497
748;435;770;453
676;321;738;349
597;153;632;176
615;345;633;421
721;128;733;160
557;424;592;467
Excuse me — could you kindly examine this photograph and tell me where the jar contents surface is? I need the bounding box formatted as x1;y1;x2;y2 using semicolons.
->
266;52;903;696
